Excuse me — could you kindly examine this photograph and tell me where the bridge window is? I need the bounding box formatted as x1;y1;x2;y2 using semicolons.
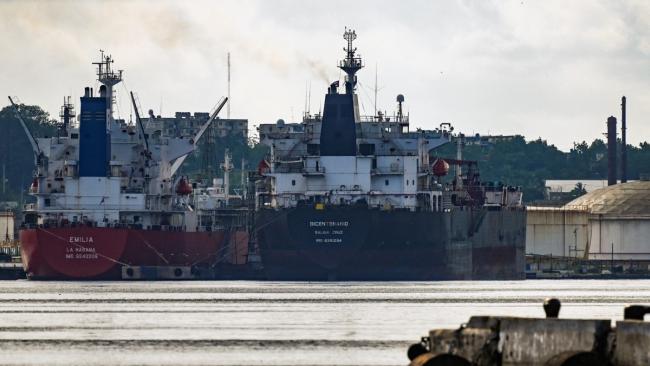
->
385;180;389;186
359;143;375;155
307;144;320;155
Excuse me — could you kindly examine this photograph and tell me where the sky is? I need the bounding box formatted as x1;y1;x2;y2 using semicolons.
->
0;0;648;151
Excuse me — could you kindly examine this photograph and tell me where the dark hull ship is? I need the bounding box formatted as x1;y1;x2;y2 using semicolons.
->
257;206;525;281
254;29;526;281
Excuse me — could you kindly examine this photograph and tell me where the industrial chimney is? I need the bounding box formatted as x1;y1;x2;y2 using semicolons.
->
607;116;617;186
621;96;627;183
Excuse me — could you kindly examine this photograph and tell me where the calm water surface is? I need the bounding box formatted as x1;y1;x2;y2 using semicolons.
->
1;280;649;365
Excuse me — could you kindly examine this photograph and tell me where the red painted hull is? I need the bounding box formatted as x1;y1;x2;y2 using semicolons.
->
20;227;248;280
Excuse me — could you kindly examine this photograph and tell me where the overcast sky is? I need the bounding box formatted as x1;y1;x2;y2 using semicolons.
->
0;0;648;150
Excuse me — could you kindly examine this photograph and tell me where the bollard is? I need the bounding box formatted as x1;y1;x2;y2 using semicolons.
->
544;297;561;318
407;342;428;361
623;305;650;321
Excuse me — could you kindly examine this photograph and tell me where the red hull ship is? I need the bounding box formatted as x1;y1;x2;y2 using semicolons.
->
20;227;248;279
14;53;244;280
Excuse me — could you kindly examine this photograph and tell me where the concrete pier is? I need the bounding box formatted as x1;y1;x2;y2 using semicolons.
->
409;299;650;366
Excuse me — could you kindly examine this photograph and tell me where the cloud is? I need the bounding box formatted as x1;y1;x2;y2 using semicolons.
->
0;0;648;150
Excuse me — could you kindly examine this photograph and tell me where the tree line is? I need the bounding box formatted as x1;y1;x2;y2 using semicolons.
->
434;135;650;201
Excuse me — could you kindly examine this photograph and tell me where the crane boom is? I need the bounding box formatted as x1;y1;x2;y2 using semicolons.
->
169;97;228;176
129;91;150;153
8;96;41;164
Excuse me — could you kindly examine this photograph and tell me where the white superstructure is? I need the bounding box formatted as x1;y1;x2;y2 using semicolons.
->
14;53;227;231
258;113;453;211
256;29;522;213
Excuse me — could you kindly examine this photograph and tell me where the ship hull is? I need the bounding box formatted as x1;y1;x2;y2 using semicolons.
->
256;206;526;281
20;227;248;280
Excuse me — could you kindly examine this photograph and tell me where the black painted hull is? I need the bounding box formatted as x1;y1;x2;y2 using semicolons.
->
256;206;526;281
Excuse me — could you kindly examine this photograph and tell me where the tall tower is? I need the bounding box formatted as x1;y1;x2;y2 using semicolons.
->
338;28;363;95
621;96;627;183
607;116;617;186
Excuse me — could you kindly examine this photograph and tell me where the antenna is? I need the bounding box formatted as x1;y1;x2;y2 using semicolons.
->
343;27;357;54
227;52;231;119
92;51;122;121
339;27;363;94
374;63;378;116
304;81;308;117
307;81;312;114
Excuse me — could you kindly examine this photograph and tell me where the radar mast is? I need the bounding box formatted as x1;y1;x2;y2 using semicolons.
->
338;28;363;94
92;50;123;120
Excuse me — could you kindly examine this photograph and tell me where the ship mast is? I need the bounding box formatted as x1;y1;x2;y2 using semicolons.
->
338;28;363;95
221;149;234;206
93;50;123;122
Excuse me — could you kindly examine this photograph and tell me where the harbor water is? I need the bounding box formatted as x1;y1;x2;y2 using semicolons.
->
1;280;649;365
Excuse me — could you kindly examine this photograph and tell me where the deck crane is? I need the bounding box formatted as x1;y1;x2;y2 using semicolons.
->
7;96;45;168
129;91;152;164
169;97;228;177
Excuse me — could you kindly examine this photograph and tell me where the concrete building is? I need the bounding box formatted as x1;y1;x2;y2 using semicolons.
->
147;112;248;141
463;134;522;147
526;207;589;258
544;179;633;203
527;179;650;260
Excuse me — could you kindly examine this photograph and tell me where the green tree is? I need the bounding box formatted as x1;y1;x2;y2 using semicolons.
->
569;182;587;198
0;103;57;202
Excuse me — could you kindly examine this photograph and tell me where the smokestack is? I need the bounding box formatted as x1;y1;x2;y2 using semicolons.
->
607;116;617;186
621;96;627;183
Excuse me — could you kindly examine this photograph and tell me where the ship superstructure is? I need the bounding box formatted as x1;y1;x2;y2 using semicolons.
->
254;29;526;280
15;53;245;279
18;53;219;228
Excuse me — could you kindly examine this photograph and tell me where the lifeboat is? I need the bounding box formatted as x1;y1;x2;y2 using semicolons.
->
258;159;270;175
432;159;450;177
175;176;193;195
29;178;39;193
